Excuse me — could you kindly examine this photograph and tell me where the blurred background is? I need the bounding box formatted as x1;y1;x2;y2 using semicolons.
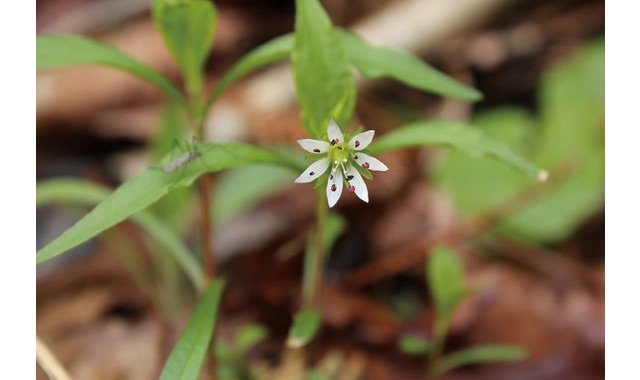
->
36;0;604;379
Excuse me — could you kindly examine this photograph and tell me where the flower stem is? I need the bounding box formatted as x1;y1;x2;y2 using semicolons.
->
303;190;327;309
198;173;216;279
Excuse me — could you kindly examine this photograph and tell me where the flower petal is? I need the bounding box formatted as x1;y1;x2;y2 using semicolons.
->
294;158;330;183
346;164;368;203
326;167;343;208
353;152;388;171
327;119;344;145
297;139;330;154
348;130;375;151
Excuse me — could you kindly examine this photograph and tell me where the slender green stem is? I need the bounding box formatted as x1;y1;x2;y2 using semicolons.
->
427;314;450;379
190;84;217;380
303;190;328;309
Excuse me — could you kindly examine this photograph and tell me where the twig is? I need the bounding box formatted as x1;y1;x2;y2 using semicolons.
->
36;336;72;380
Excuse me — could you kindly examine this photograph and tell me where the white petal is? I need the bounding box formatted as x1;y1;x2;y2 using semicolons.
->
326;168;343;208
294;158;330;183
353;152;388;171
348;130;375;151
327;119;344;145
297;139;330;154
346;165;368;203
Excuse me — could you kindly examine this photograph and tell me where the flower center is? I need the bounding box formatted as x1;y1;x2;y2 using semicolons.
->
329;142;351;164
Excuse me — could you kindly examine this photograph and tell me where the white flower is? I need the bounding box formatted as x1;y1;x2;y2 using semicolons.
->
294;119;389;207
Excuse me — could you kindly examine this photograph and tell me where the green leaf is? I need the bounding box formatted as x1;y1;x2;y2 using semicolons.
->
286;308;322;348
152;0;217;96
369;120;544;179
204;34;294;112
234;324;269;353
292;0;355;138
36;179;205;290
398;335;433;356
339;30;482;102
435;344;527;374
428;246;466;317
213;165;295;226
36;35;187;109
323;212;347;257
433;40;604;243
307;370;330;380
159;279;225;380
36;142;305;265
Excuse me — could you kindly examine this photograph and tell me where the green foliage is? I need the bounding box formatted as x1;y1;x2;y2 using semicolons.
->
36;35;187;108
407;245;528;375
369;120;543;178
435;344;527;374
213;165;296;226
205;34;294;112
292;0;356;139
339;30;482;101
215;324;268;380
159;279;225;380
428;246;467;317
36;179;205;289
434;39;604;242
36;142;305;265
287;308;322;348
205;28;481;118
151;0;217;97
399;335;433;356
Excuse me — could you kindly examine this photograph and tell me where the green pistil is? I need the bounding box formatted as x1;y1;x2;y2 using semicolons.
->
329;142;352;163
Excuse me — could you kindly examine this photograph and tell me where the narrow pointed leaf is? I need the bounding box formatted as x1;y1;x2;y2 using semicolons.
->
428;246;466;317
36;179;205;289
151;0;217;96
36;35;187;108
369;120;543;178
159;279;225;380
399;335;433;356
435;344;527;374
36;142;305;264
292;0;355;138
205;34;294;112
339;30;482;101
286;308;322;348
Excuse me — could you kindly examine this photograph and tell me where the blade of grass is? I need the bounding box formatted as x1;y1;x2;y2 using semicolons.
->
36;178;205;290
36;143;304;266
159;279;225;380
37;35;188;109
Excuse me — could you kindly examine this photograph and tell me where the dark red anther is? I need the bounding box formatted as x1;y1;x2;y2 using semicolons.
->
355;140;360;148
331;184;337;192
310;172;315;176
362;162;370;169
313;149;320;153
346;175;354;181
354;155;358;160
348;186;355;193
330;139;337;146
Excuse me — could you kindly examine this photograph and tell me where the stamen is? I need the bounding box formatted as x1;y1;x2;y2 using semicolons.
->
331;184;337;192
310;172;315;176
354;155;358;160
346;175;354;181
343;158;347;163
330;139;337;146
355;141;360;148
313;149;320;153
348;185;355;193
362;162;370;169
